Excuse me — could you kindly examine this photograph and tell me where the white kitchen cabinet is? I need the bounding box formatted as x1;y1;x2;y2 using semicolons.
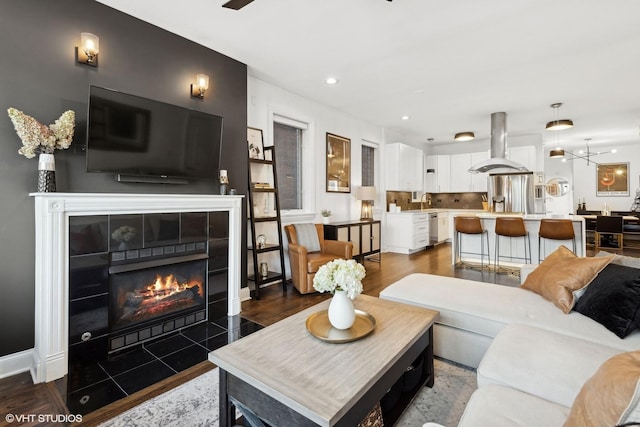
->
424;155;450;193
424;155;436;193
470;151;490;192
386;212;430;254
508;146;537;171
450;154;472;192
437;213;450;242
386;143;424;192
428;152;487;193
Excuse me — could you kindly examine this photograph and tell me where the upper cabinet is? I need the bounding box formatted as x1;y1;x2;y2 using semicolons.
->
426;151;490;193
424;155;450;193
424;146;537;194
470;150;489;192
508;146;537;171
450;153;472;192
386;143;424;192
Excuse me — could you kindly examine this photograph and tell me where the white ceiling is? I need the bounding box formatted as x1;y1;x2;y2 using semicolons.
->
98;0;640;149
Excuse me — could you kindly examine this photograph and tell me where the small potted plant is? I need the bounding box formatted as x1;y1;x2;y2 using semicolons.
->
321;209;332;224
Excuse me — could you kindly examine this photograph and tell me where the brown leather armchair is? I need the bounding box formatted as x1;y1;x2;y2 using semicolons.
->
284;224;353;294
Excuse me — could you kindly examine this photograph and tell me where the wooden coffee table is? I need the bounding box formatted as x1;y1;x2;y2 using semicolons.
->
209;295;438;426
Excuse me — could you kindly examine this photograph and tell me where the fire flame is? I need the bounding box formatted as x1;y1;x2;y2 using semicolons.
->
143;274;202;300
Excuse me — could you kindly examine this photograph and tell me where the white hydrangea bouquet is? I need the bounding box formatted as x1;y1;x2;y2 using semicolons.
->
7;108;75;159
313;259;365;299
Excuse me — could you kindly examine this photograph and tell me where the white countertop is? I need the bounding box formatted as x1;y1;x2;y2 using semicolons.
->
475;213;583;221
386;209;584;222
387;208;483;214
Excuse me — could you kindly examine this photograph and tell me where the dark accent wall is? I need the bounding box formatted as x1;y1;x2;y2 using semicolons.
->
0;0;248;358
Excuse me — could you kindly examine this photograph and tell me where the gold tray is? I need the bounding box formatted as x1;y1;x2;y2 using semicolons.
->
306;309;376;343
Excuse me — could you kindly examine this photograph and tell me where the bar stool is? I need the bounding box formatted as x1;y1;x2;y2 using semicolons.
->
494;216;531;270
454;216;490;269
538;219;576;261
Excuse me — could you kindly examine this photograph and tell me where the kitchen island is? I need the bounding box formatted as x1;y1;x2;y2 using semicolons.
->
451;213;586;266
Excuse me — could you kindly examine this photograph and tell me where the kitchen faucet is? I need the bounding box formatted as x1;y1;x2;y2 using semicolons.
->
420;193;431;211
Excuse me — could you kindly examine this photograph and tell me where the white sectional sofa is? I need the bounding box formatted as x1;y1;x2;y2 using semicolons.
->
460;324;624;426
380;253;640;426
379;272;640;368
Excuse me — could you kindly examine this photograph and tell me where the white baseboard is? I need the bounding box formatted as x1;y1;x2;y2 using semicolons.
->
240;286;251;302
0;349;34;380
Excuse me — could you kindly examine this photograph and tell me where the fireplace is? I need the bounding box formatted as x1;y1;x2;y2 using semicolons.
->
68;211;224;361
32;193;243;383
110;258;206;334
108;251;208;351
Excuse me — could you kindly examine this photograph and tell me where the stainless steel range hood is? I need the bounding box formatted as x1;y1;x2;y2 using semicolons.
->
468;112;529;174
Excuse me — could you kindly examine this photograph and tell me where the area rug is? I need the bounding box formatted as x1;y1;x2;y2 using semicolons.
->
98;369;220;427
99;359;476;426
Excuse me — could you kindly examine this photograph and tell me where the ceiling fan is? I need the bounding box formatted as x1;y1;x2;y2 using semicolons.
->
223;0;392;10
222;0;254;10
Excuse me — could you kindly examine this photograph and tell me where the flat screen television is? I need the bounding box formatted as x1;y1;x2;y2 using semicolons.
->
86;85;223;183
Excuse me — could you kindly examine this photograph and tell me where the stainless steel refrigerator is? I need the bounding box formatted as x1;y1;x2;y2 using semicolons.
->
488;172;535;214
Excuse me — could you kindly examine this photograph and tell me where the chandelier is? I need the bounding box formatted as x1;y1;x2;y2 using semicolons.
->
549;138;617;166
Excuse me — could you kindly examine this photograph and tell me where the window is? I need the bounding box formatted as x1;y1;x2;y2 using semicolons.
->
269;109;314;219
362;144;376;187
274;122;302;210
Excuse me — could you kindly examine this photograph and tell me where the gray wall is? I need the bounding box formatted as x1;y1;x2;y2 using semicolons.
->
0;1;248;357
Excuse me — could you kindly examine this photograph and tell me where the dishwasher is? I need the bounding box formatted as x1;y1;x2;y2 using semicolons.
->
429;213;438;246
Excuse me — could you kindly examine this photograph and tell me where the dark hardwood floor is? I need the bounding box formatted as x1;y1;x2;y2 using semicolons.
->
1;242;636;426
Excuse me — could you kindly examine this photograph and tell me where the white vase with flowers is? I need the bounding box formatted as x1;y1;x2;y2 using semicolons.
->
313;259;366;329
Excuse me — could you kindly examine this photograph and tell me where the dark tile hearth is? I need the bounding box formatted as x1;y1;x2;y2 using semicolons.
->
99;347;156;377
145;334;196;358
62;305;262;416
66;379;127;415
113;360;176;395
161;344;211;373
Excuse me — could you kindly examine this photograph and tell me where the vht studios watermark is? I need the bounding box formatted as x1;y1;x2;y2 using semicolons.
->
5;413;83;423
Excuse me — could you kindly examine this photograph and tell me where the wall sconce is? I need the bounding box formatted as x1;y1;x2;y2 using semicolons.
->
191;74;209;99
77;32;99;66
357;186;377;221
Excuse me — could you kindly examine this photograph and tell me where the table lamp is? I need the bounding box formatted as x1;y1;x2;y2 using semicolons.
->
357;186;376;221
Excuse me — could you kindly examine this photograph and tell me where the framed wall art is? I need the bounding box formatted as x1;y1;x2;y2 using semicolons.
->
326;133;351;193
596;162;629;196
247;127;264;160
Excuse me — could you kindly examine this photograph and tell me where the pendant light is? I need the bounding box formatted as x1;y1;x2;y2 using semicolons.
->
549;149;565;158
546;103;574;131
454;132;475;141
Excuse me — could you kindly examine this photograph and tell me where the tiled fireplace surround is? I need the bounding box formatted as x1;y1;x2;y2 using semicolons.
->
32;193;244;386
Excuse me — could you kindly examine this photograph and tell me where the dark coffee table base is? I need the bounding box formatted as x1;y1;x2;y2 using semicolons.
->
219;327;434;427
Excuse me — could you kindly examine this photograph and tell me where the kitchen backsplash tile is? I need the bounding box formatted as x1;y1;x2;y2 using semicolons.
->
386;191;486;211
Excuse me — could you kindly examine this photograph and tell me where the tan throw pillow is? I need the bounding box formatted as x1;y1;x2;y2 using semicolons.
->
521;246;613;313
564;350;640;427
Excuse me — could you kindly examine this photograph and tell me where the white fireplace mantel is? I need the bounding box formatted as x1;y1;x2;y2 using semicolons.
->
31;193;243;383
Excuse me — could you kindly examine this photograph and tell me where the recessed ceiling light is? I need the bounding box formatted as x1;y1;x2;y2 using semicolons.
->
401;115;409;120
325;77;338;85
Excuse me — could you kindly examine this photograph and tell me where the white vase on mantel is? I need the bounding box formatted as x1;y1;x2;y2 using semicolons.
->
328;289;356;330
323;216;330;224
